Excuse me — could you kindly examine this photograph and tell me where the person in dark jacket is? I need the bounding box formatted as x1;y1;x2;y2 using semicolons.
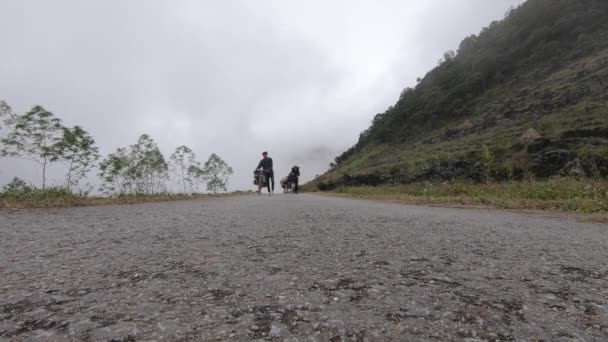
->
288;165;300;193
255;151;274;195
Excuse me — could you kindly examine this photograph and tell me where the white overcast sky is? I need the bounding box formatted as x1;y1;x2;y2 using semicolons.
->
0;0;524;191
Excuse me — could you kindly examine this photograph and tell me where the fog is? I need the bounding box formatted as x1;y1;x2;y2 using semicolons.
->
0;0;524;191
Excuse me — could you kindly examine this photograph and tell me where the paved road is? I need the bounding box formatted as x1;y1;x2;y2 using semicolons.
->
1;194;607;341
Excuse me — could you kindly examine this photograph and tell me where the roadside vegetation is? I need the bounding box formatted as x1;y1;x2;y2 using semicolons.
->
328;178;608;214
0;178;246;210
0;101;236;209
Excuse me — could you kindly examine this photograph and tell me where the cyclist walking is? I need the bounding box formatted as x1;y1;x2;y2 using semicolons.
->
255;151;274;195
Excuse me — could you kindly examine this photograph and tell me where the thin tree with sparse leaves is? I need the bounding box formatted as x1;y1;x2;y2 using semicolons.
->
99;134;169;195
98;147;133;195
169;145;199;194
0;100;15;140
201;153;233;194
187;162;205;194
1;105;63;190
0;101;15;164
130;134;168;194
53;125;100;191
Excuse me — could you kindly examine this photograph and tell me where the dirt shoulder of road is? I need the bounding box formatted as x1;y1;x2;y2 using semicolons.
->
317;191;608;224
0;192;254;211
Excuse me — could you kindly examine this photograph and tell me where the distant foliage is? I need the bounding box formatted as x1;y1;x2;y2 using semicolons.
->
99;134;168;195
53;126;100;190
98;147;133;195
0;100;14;139
480;145;495;181
1;106;64;190
97;136;233;196
1;102;102;192
200;153;233;194
130;134;169;194
1;100;234;196
169;145;200;194
1;177;32;194
0;181;77;207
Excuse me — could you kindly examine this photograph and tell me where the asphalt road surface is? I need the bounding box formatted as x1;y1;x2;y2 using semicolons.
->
1;194;607;341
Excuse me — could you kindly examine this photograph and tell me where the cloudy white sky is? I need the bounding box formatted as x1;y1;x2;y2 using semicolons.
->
0;0;524;191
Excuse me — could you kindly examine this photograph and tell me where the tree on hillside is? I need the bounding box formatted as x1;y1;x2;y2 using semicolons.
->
201;153;233;194
0;106;63;189
169;145;199;194
130;134;168;194
53;126;100;191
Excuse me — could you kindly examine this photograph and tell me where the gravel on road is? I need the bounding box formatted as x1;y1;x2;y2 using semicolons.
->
1;194;607;341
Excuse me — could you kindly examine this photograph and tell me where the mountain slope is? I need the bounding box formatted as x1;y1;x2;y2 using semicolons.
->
313;0;608;190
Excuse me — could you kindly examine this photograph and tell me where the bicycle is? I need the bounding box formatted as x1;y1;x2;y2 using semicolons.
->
280;177;295;193
253;169;270;196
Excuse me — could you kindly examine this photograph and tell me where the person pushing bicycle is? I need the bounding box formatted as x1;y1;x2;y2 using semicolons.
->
255;151;274;195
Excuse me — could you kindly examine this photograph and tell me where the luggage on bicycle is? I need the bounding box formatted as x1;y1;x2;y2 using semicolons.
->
254;170;267;187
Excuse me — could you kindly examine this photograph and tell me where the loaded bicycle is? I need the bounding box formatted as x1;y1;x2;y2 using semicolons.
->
253;169;270;196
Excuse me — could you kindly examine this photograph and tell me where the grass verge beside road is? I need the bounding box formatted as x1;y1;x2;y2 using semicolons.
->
328;178;608;214
0;188;249;210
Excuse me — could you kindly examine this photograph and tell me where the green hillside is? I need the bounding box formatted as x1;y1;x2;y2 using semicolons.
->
313;0;608;190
